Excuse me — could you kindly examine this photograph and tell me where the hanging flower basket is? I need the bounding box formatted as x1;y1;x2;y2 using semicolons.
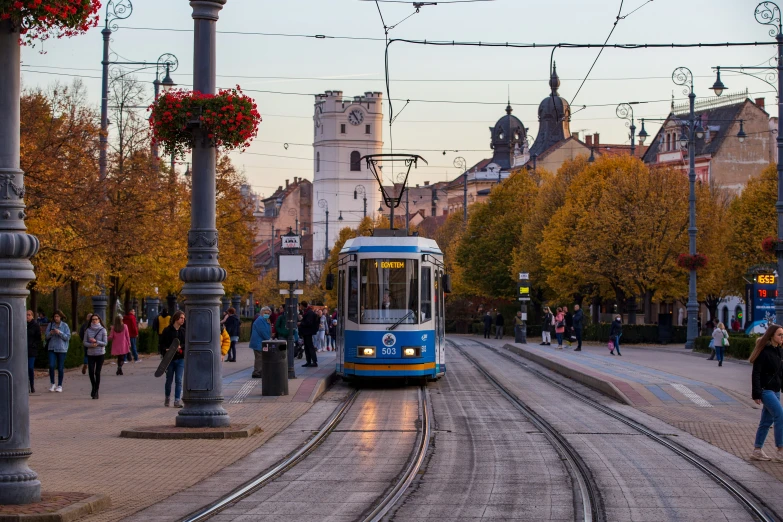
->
149;86;262;159
0;0;101;45
676;253;708;271
761;236;783;255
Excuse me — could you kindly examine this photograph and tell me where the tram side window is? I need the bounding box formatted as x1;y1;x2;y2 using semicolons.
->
421;267;432;322
348;267;359;323
360;259;419;324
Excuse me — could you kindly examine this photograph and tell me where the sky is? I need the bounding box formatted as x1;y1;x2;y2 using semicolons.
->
19;0;779;199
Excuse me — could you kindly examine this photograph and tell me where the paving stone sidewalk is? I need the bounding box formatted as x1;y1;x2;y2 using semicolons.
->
463;335;783;484
24;343;336;522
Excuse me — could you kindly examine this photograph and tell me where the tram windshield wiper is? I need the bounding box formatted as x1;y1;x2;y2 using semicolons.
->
387;310;414;331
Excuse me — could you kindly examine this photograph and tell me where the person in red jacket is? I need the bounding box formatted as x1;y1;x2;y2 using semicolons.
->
122;309;140;362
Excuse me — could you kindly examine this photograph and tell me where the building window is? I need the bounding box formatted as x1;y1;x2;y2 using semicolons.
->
340;123;346;134
350;151;361;171
365;124;371;134
666;133;671;152
316;152;320;172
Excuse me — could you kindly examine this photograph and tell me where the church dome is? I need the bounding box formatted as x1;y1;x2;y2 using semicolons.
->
488;104;527;170
530;63;572;157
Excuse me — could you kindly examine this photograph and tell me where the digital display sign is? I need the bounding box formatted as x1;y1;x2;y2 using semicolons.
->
756;274;776;285
375;261;405;269
758;289;779;299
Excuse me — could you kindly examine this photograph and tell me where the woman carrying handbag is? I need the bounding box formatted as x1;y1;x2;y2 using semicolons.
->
712;322;729;367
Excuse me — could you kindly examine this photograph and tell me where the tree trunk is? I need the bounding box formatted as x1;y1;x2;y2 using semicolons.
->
108;276;117;321
123;288;131;315
644;290;653;324
70;280;79;331
592;295;601;324
627;295;637;325
52;287;59;315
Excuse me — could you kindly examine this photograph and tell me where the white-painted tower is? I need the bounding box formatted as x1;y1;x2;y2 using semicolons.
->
313;90;383;261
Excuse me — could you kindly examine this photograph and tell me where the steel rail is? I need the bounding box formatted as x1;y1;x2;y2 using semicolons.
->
180;389;360;522
470;339;779;522
449;341;601;522
362;386;431;522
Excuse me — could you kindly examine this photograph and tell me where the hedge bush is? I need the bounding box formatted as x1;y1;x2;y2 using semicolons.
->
240;322;251;342
35;335;84;369
694;335;757;360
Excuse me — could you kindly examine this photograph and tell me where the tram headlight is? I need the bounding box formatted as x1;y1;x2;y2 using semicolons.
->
402;346;422;358
358;346;376;357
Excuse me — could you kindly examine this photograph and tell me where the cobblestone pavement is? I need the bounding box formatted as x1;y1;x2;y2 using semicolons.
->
468;336;783;484
25;343;336;522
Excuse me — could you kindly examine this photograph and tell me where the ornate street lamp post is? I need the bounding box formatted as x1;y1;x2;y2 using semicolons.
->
288;207;299;234
712;1;783;322
176;0;230;428
354;185;367;218
615;102;638;157
0;17;41;507
454;156;467;223
318;199;329;260
673;66;701;350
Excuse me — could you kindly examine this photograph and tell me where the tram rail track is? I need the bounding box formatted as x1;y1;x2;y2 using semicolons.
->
461;337;780;522
179;384;430;522
448;340;602;522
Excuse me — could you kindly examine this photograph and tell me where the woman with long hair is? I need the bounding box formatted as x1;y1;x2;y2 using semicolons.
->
554;307;565;350
712;321;729;367
45;310;71;393
84;314;108;399
108;315;131;375
749;324;783;462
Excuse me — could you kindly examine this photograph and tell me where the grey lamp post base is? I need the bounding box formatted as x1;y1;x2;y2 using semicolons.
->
91;293;108;323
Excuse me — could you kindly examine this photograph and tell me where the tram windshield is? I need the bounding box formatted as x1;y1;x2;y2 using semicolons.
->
360;259;419;324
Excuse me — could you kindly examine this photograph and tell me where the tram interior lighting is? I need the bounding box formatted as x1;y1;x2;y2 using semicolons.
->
359;346;376;357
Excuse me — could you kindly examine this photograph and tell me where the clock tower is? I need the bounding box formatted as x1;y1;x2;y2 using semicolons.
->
313;91;383;261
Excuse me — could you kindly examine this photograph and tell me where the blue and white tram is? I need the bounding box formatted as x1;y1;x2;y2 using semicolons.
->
334;233;448;380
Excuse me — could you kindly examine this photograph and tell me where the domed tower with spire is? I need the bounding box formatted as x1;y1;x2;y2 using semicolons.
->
529;63;571;157
484;102;529;178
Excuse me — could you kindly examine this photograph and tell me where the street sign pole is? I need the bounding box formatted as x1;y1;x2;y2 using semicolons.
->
517;273;530;344
279;229;304;379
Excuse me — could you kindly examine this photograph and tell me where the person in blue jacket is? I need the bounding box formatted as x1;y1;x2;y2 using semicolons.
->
249;306;272;378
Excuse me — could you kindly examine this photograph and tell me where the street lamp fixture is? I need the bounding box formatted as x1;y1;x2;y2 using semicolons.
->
638;119;649;146
711;66;727;96
453;156;467;223
161;63;175;91
354;184;367;218
338;211;344;221
737;120;747;143
288;207;299;234
588;146;595;163
616;102;638;157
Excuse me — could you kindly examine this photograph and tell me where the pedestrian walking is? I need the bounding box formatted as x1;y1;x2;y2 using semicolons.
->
84;314;108;399
223;307;240;362
249;306;272;377
495;312;505;339
153;309;171;355
329;316;338;351
731;315;741;333
78;312;92;375
159;311;186;407
275;307;289;341
712;322;729;367
609;315;622;356
749;324;783;462
706;319;717;360
108;315;131;376
483;311;492;339
220;323;231;361
123;309;139;362
26;310;42;394
564;306;574;348
316;308;327;352
554;307;565;349
572;304;584;351
45;310;71;393
298;301;319;367
323;307;332;350
541;307;553;346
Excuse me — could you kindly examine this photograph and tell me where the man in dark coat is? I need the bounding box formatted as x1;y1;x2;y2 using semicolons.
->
483;311;493;339
27;309;43;393
298;301;319;367
572;304;584;352
495;312;505;339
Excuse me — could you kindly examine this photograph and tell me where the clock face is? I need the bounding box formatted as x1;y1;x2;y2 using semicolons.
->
348;109;364;125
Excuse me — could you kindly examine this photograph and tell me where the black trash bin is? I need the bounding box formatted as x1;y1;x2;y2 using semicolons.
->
261;340;289;396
